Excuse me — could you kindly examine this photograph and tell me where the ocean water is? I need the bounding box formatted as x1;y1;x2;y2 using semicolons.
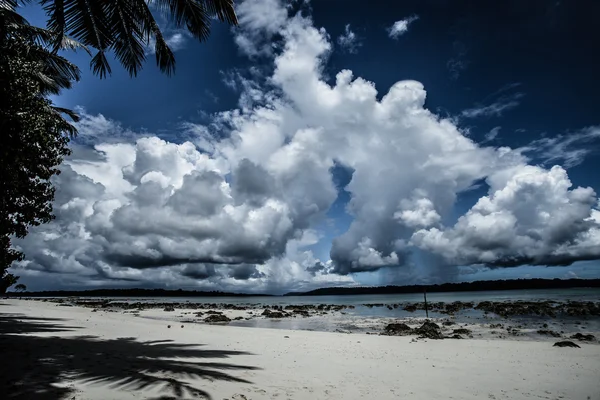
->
83;288;600;333
100;287;600;307
92;287;599;318
226;288;600;332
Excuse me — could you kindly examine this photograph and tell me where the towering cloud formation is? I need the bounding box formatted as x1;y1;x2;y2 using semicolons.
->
11;0;600;292
412;165;600;266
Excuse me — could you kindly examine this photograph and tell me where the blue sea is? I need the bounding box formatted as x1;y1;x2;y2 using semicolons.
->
101;287;600;307
84;288;600;332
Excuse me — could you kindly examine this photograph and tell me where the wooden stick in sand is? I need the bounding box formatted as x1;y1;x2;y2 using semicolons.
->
424;288;429;319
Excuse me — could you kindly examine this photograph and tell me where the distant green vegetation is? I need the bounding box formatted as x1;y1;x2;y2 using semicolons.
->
6;278;600;297
283;278;600;296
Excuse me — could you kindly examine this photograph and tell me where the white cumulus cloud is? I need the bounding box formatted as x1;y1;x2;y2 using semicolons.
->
233;0;289;56
412;165;600;267
387;15;419;39
11;0;600;292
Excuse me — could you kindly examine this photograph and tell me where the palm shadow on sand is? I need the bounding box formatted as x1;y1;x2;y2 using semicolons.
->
0;312;259;400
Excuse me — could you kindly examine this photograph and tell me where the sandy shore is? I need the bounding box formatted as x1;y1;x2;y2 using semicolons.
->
1;299;599;400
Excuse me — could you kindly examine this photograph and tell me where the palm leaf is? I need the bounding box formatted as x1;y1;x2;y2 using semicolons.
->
20;42;81;92
133;0;175;75
0;2;29;36
18;0;237;77
90;49;111;78
58;35;91;54
12;23;54;42
2;4;81;94
107;0;146;77
30;70;63;95
0;0;18;12
25;44;81;80
153;0;211;41
203;0;238;25
63;0;112;77
52;106;80;122
41;0;65;51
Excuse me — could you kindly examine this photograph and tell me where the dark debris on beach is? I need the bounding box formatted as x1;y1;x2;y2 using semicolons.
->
382;320;464;340
553;341;581;348
24;298;600;339
31;297;600;318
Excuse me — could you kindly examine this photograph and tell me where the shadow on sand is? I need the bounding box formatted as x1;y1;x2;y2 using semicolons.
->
0;312;259;400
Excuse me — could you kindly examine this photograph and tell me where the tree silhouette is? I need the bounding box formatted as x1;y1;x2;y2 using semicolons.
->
1;4;82;292
14;284;26;292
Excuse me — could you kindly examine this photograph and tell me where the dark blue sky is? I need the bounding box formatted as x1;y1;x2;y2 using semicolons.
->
16;0;600;290
24;1;599;140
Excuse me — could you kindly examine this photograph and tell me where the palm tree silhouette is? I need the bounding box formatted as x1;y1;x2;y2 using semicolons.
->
0;312;259;399
34;0;238;77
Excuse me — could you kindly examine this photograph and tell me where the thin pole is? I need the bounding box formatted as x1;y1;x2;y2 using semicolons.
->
424;287;429;319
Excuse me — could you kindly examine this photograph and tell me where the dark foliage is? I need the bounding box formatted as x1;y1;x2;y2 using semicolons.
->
0;312;258;399
284;278;600;297
39;0;238;77
13;283;26;292
1;3;81;293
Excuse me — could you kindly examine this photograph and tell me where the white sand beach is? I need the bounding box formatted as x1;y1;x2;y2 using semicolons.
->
1;299;599;400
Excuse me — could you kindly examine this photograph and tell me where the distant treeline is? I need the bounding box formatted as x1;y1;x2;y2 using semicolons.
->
5;288;273;298
284;278;600;296
6;278;600;298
